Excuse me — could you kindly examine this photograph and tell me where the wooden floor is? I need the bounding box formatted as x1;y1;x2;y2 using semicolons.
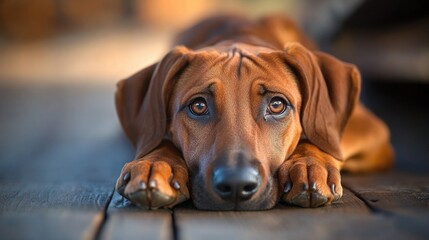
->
0;83;428;240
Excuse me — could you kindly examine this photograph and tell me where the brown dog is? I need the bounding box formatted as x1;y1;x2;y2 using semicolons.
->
115;15;394;210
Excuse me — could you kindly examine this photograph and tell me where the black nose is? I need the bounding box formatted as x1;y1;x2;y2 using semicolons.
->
212;166;261;201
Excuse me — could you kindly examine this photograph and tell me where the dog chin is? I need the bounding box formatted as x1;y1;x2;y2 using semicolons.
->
190;173;279;211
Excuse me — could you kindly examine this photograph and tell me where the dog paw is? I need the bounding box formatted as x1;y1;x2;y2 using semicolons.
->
278;157;342;207
115;160;189;209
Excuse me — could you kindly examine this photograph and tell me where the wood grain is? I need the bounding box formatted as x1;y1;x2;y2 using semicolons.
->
175;210;417;240
174;185;428;240
0;209;103;240
100;191;173;240
174;189;372;240
343;172;429;211
0;86;133;239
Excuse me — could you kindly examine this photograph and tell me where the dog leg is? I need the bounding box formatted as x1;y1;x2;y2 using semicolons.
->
341;104;394;173
278;142;343;207
115;141;189;209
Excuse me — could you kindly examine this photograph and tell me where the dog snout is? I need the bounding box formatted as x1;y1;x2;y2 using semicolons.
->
211;151;261;202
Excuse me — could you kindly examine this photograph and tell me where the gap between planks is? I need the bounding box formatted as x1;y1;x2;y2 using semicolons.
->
170;209;180;240
342;183;392;215
92;186;116;240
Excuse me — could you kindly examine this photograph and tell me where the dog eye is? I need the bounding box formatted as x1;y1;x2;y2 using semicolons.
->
189;97;209;115
268;97;287;115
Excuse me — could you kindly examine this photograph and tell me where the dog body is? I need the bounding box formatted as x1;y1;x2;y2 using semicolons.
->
115;15;394;210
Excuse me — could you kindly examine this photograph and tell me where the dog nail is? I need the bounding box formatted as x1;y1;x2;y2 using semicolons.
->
123;172;130;182
331;184;336;194
173;181;181;190
139;182;147;190
149;180;157;189
302;183;309;191
310;182;317;190
283;182;291;193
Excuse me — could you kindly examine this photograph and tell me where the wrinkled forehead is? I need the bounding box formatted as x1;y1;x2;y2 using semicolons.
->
186;42;286;79
173;43;301;102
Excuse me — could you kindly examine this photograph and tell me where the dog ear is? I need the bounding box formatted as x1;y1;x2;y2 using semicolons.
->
283;43;361;160
115;46;191;158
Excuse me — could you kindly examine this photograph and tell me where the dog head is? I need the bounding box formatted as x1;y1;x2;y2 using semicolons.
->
116;42;360;210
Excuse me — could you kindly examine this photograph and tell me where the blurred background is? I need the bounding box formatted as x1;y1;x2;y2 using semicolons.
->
0;0;428;86
0;0;428;181
0;0;429;85
0;0;301;86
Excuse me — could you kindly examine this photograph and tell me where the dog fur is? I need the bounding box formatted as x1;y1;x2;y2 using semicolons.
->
115;15;394;210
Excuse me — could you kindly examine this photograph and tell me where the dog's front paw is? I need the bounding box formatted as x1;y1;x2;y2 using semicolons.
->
278;157;342;207
116;160;189;209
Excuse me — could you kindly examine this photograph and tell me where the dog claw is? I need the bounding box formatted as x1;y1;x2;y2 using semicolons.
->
302;183;309;191
283;182;292;193
123;172;130;182
331;184;336;195
138;181;147;190
310;182;317;191
172;180;181;190
149;179;157;189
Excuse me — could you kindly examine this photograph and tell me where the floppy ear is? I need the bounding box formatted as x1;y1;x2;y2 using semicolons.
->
283;43;361;160
115;46;191;158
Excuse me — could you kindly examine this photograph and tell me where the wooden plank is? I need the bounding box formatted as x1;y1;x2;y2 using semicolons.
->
0;86;134;239
0;85;128;209
0;209;103;240
0;182;113;211
174;187;428;240
0;86;133;184
342;172;429;211
174;189;376;240
341;172;429;239
101;209;172;240
175;210;417;240
100;192;173;240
